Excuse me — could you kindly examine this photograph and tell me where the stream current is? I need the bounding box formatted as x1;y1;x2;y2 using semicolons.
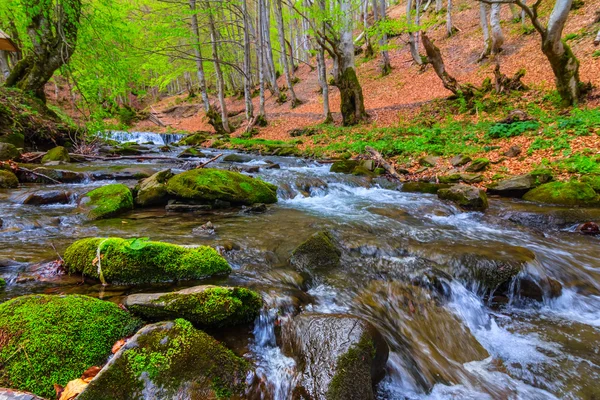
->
1;132;599;399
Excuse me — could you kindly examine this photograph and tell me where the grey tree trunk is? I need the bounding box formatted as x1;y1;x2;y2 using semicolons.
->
275;0;299;106
189;0;210;112
435;0;443;12
490;3;504;54
207;8;231;133
257;0;267;118
316;47;332;123
242;0;254;120
0;51;10;80
446;0;453;36
478;3;491;61
407;0;423;65
379;0;391;73
263;0;281;98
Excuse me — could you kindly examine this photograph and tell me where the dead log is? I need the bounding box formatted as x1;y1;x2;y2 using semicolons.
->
196;153;223;169
365;146;407;182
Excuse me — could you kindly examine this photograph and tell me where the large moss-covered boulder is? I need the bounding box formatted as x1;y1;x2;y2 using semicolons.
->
0;294;141;398
523;181;599;206
282;313;388;400
438;184;488;211
125;285;262;327
0;132;25;148
0;143;19;161
167;168;277;205
290;231;341;272
41;146;70;164
0;170;18;188
135;169;173;207
581;175;600;192
64;237;231;284
330;160;360;174
487;170;553;198
77;319;251;400
79;184;134;220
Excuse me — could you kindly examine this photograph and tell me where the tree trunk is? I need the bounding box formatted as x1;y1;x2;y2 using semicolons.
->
262;0;281;99
595;28;600;45
257;0;267;118
316;47;332;123
490;3;504;54
242;0;254;120
478;3;491;61
446;0;453;36
275;0;299;106
6;0;82;102
189;0;210;112
0;51;10;80
435;0;443;12
207;8;231;133
407;0;423;65
422;33;460;94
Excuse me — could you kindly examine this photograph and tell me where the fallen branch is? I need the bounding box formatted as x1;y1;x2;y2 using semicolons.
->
150;106;167;127
18;167;63;184
69;154;189;162
196;153;223;169
365;146;406;182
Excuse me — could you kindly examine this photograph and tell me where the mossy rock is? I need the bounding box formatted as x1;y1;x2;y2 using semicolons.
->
0;294;141;398
523;181;599;207
290;231;341;272
488;170;553;198
580;175;600;192
330;160;360;174
465;158;490;172
450;154;471;167
438;173;461;184
0;170;18;189
438;184;488;211
166;168;277;205
77;319;250;400
402;182;450;194
281;313;388;400
0;143;19;161
79;184;134;220
41;146;70;164
125;285;262;328
63;237;231;284
418;155;439;167
177;132;211;146
21;167;86;183
0;132;25;148
222;154;252;163
135;169;174;207
177;147;207;158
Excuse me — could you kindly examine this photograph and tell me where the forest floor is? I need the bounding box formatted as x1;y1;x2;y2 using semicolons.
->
129;0;600;184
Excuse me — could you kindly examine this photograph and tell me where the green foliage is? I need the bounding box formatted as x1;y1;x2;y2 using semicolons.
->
118;105;137;127
487;120;539;139
554;154;600;174
0;294;141;398
593;50;600;58
63;237;231;284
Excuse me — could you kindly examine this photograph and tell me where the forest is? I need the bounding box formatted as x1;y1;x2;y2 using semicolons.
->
0;0;599;398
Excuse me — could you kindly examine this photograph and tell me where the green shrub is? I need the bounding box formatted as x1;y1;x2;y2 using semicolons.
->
487;120;539;139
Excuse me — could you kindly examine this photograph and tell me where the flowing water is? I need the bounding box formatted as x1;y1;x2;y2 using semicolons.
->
1;132;599;399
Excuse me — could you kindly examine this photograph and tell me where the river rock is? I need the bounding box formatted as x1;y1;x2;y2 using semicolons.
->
177;147;206;158
135;169;173;207
167;168;278;205
330;160;360;174
419;155;439;167
19;167;86;184
451;154;472;167
516;276;563;301
459;173;483;184
165;202;212;212
465;158;490;172
402;182;450;194
64;237;231;284
282;313;388;400
23;190;70;205
504;208;600;230
437;184;488;211
41;146;70;164
78;184;133;220
487;171;553;198
295;176;328;196
438;173;461;184
77;320;250;400
125;285;262;327
523;181;599;207
577;222;600;235
290;231;341;272
503;145;522;158
177;131;210;146
0;170;18;189
223;153;252;162
0;132;24;148
90;166;155;181
242;203;268;213
0;294;141;398
0;143;19;161
0;389;46;400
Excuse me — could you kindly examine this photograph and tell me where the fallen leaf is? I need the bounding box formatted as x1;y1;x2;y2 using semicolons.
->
59;379;88;400
112;338;126;354
81;366;101;382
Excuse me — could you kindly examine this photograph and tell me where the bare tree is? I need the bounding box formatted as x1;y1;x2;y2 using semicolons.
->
207;3;231;133
257;0;267;119
407;0;423;65
189;0;210;112
379;0;391;74
446;0;454;36
490;3;504;54
275;0;300;106
478;3;492;61
242;0;254;120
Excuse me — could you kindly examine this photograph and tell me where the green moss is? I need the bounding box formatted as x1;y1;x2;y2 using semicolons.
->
0;294;141;398
401;182;449;194
0;170;18;188
130;287;262;327
466;158;490;172
63;237;231;284
438;174;462;184
81;184;134;220
78;319;250;400
523;181;599;206
581;175;600;192
166;168;277;205
330;160;360;174
41;146;70;163
0;277;6;288
326;334;375;400
290;231;341;271
0;143;20;161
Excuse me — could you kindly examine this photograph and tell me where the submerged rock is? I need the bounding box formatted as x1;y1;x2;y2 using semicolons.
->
0;170;18;188
23;190;70;205
223;153;252;162
290;231;341;272
330;160;360;174
523;181;599;207
0;294;141;398
281;313;388;400
41;146;70;164
177;147;206;158
78;184;133;220
125;285;262;327
63;237;230;284
577;222;600;235
437;184;488;211
167;168;277;205
135;169;173;207
487;171;553;198
20;167;86;183
0;143;20;161
402;182;450;194
77;319;250;400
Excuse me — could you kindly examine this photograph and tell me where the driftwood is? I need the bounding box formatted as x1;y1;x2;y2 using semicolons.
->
18;166;63;184
149;106;167;127
365;146;407;182
196;153;223;169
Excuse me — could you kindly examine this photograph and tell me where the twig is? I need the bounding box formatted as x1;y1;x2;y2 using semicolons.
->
365;146;407;182
50;242;64;262
18;167;62;184
196;153;223;169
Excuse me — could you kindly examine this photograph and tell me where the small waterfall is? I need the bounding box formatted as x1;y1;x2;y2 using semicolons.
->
104;131;185;145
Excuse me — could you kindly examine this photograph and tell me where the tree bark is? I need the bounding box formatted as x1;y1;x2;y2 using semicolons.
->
242;0;254;120
490;3;504;54
422;33;461;95
6;0;82;102
207;6;231;133
257;0;267;118
316;47;332;123
446;0;453;36
379;0;392;74
407;0;423;65
0;50;10;80
478;3;491;61
275;0;300;106
189;0;210;112
262;0;281;99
